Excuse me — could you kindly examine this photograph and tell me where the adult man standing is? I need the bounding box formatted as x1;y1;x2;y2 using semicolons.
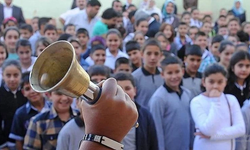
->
67;0;101;37
112;0;123;13
0;0;25;26
60;0;86;25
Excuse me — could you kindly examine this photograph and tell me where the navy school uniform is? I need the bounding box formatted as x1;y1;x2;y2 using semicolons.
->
0;85;27;148
132;67;164;108
9;101;51;141
149;83;194;150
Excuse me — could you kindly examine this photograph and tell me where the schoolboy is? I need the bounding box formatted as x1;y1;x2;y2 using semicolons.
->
132;38;163;108
44;24;58;42
63;24;76;36
114;72;158;150
9;72;51;150
149;56;193;150
209;35;224;61
88;65;110;84
20;24;33;40
228;18;241;36
114;57;132;74
23;91;78;149
193;31;216;72
218;25;229;39
183;45;202;96
174;22;191;50
214;15;227;33
125;40;142;72
200;21;212;36
76;28;89;54
89;44;106;66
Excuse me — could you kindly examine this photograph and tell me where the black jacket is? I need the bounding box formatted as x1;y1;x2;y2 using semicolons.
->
146;19;160;38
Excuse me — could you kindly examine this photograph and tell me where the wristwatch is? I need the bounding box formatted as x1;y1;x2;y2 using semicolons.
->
80;134;124;150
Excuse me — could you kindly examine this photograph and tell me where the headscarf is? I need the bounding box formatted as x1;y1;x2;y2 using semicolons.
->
233;0;244;15
162;0;175;19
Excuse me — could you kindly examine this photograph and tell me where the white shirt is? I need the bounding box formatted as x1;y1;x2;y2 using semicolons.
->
61;7;82;25
191;93;245;150
104;48;129;70
190;18;202;28
67;10;99;37
3;3;13;19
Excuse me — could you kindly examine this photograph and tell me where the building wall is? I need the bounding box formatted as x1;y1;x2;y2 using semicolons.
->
9;0;249;27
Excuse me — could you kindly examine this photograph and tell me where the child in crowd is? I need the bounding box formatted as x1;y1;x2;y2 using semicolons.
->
224;50;250;107
88;65;110;84
31;17;39;33
183;45;202;96
44;24;58;42
63;24;76;36
105;29;128;70
16;39;37;73
126;10;136;35
218;25;229;39
228;18;241;36
200;21;212;37
174;22;191;50
149;56;193;150
89;44;106;66
20;24;33;40
236;43;249;52
190;7;202;28
114;72;159;150
159;23;178;55
114;57;132;74
155;32;171;53
76;28;90;54
193;31;216;72
214;15;227;33
242;22;250;40
0;42;8;85
191;63;245;150
227;35;239;46
132;38;163;108
133;31;146;48
209;35;224;61
9;72;51;150
3;27;20;60
35;37;51;57
0;60;27;150
125;40;142;72
2;17;18;30
181;11;191;26
218;40;235;69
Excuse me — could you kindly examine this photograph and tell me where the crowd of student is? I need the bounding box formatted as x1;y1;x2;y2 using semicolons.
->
0;0;250;149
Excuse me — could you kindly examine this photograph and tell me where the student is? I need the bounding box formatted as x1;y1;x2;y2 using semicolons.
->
20;24;33;40
177;26;199;61
104;29;128;70
183;45;202;96
114;57;132;74
89;44;106;66
193;31;216;72
2;17;18;30
56;98;84;150
242;22;250;40
76;28;89;54
218;25;229;39
218;40;235;69
132;31;145;48
236;43;249;52
23;90;78;150
159;23;178;55
155;32;171;53
224;50;250;107
214;15;227;34
237;31;250;50
88;65;110;84
181;11;191;26
114;72;159;150
227;35;239;46
190;63;245;150
228;18;241;36
0;42;8;85
190;7;202;28
0;60;27;150
209;35;224;61
92;8;118;37
203;15;213;25
9;72;51;150
125;41;142;72
126;10;136;35
200;21;212;37
31;17;39;33
174;22;191;50
44;24;58;42
124;18;149;47
63;24;76;36
132;38;163;108
149;56;193;150
151;13;160;23
116;12;124;28
16;39;37;73
3;27;20;60
35;37;51;57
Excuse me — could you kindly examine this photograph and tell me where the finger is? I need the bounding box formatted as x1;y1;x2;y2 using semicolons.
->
114;84;126;100
102;78;118;99
97;80;105;87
